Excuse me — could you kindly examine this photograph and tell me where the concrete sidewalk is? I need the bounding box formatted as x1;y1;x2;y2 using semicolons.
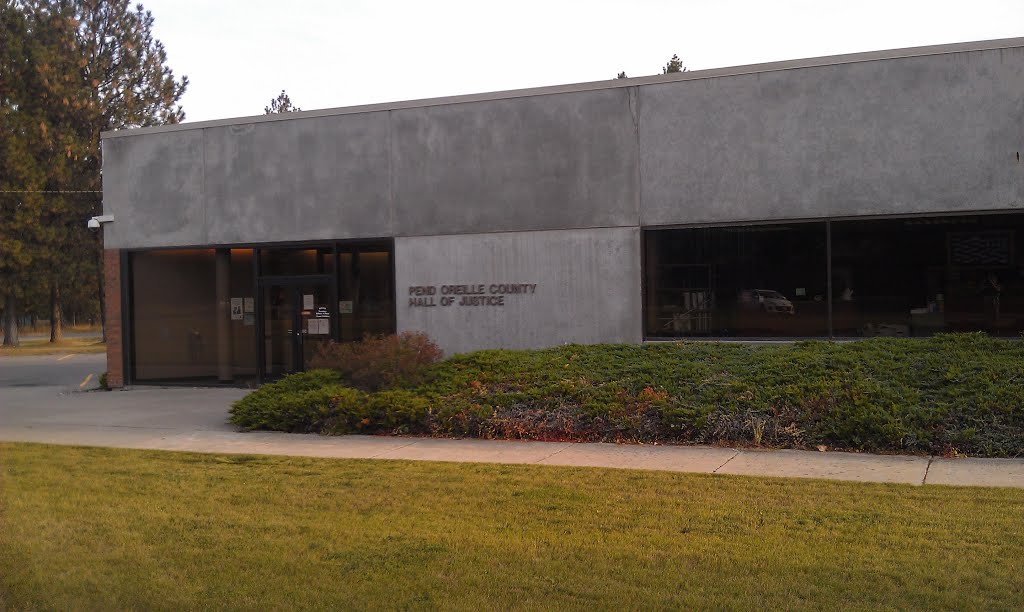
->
3;405;1023;488
1;382;1022;488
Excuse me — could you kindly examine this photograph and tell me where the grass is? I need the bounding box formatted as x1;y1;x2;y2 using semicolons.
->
2;443;1023;609
16;323;101;336
0;335;104;356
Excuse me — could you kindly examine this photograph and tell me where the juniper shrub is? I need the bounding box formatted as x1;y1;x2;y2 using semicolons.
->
230;333;1024;456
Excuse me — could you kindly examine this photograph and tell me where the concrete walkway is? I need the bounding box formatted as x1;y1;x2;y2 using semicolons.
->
1;385;1022;488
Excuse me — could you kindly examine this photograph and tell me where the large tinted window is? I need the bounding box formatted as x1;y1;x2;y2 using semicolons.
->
131;249;256;381
337;248;394;340
831;214;1024;337
645;213;1024;338
645;223;828;337
260;247;333;276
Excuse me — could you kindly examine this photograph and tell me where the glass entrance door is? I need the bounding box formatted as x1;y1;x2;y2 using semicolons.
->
261;280;333;378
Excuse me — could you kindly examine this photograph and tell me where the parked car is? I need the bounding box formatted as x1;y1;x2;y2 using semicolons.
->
739;289;795;314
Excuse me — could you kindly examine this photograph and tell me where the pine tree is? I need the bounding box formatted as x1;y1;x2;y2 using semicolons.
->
662;54;687;74
265;89;301;114
0;1;49;346
1;1;187;345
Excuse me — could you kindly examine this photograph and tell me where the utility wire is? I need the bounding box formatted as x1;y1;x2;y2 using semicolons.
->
0;190;102;194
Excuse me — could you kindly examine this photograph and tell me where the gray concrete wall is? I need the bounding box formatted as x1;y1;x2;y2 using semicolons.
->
103;87;639;248
102;40;1024;251
102;129;205;248
394;228;642;355
203;113;393;245
390;89;638;236
640;46;1024;225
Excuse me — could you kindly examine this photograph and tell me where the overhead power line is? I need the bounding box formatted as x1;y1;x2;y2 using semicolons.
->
0;190;102;194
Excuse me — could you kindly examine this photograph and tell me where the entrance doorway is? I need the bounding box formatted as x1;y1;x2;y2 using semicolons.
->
261;278;334;378
125;240;395;385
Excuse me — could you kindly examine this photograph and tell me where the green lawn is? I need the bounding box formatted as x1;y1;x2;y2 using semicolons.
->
2;443;1023;609
0;335;104;356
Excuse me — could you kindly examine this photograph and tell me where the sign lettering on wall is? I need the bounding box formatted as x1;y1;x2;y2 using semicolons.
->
406;283;537;308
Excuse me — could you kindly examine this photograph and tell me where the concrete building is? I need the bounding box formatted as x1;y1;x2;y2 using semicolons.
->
100;37;1024;386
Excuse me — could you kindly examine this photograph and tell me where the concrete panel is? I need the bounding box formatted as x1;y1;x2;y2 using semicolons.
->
373;438;572;464
539;443;737;473
395;228;642;355
641;47;1024;226
926;457;1024;488
717;449;929;484
391;89;639;236
203;112;392;244
102;130;205;249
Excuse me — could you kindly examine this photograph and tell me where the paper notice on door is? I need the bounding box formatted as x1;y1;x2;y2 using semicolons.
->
319;319;330;335
307;319;329;335
338;300;353;314
230;298;243;320
303;294;314;310
243;297;255;313
308;319;319;334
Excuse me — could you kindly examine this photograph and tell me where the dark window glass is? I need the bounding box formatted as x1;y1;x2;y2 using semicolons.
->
337;248;394;340
260;247;333;276
831;214;1024;337
261;281;332;378
131;249;256;382
357;251;393;335
645;223;828;337
229;249;258;376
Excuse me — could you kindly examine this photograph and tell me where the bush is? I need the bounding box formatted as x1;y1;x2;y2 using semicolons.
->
365;390;432;433
232;334;1024;457
230;370;355;432
309;332;443;391
230;371;434;435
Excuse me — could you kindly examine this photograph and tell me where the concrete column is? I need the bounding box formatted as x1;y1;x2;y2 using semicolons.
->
215;249;233;382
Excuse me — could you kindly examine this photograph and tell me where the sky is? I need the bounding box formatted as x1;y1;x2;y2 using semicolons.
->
142;0;1024;124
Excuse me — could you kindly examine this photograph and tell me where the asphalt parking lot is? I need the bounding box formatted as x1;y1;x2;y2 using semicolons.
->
0;353;248;442
0;351;103;391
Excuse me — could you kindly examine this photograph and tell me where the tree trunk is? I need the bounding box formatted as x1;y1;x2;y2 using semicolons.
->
3;294;19;347
50;281;63;343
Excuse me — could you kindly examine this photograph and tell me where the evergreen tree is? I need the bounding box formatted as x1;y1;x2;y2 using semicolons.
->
662;54;687;74
1;0;187;345
265;89;300;114
0;1;48;346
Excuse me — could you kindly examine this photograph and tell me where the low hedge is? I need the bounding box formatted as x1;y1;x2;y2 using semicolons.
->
229;333;1024;457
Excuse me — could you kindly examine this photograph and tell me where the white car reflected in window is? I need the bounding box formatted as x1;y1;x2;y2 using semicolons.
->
739;289;795;314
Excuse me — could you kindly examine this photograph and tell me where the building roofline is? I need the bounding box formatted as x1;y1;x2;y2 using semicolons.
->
101;36;1024;140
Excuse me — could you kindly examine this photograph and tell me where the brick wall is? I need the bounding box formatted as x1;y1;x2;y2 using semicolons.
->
103;249;124;388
